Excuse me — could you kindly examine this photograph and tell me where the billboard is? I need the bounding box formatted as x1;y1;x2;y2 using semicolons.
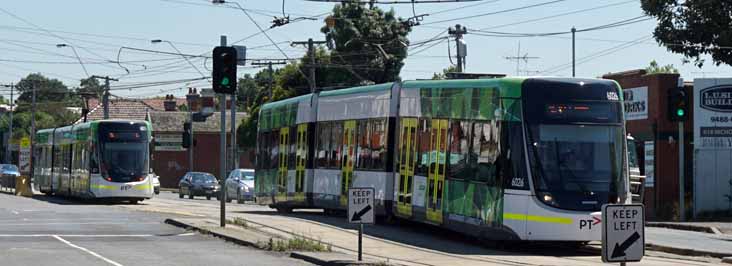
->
623;86;648;121
694;78;732;149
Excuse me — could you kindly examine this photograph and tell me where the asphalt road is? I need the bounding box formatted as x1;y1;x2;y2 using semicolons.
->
0;192;310;266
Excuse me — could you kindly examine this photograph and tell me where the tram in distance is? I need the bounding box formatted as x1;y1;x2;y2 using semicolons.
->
255;77;631;242
33;120;154;202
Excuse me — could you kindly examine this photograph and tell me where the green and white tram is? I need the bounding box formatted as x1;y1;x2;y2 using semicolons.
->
256;77;630;242
33;120;154;202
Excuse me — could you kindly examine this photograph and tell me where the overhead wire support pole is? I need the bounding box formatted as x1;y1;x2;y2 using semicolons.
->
251;60;288;99
291;39;326;93
448;24;468;72
90;75;119;119
571;26;576;77
1;83;14;164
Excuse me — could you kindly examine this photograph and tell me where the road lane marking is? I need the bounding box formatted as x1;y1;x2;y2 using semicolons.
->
0;233;195;237
53;235;125;266
0;222;159;226
11;210;19;215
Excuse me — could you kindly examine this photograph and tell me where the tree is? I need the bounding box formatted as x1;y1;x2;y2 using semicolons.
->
15;73;72;103
641;0;732;67
645;60;679;74
77;77;104;97
321;2;411;84
432;66;459;80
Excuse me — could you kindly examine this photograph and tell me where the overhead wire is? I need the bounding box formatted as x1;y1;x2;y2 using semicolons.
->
421;0;568;26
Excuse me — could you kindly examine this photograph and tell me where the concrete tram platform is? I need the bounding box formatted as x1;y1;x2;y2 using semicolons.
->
122;195;730;266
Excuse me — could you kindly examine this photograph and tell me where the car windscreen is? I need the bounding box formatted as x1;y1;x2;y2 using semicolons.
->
240;171;255;180
192;174;216;183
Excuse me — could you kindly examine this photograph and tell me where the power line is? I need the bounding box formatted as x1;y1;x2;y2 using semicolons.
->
421;0;568;26
540;35;653;75
478;0;638;30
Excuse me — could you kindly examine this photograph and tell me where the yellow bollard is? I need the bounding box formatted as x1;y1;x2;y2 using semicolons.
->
15;176;33;197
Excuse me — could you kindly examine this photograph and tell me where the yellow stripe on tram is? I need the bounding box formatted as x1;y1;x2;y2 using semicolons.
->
503;213;573;225
134;184;151;191
91;184;116;190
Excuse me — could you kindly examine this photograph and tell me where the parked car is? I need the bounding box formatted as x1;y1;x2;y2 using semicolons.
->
151;172;160;195
224;169;255;204
178;172;220;200
0;164;19;189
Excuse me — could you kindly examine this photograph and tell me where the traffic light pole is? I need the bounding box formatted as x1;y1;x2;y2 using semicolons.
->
219;35;227;228
679;121;685;221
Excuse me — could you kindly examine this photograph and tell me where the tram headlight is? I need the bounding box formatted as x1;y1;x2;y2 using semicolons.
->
539;192;559;207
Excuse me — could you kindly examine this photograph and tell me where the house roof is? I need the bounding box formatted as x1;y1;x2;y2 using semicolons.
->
76;97;188;124
148;111;248;133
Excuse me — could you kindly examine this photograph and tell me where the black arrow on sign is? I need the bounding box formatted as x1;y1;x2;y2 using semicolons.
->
611;232;641;259
351;205;372;222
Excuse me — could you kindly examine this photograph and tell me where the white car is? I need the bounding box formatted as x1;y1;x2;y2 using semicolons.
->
151;173;160;195
224;169;255;204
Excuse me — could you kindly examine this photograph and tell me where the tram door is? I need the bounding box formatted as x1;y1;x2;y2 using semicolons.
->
277;127;289;202
339;121;357;207
396;118;417;217
294;124;307;202
427;119;448;225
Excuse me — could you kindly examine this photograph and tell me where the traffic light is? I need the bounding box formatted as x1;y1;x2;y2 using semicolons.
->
667;87;688;122
212;46;237;94
182;121;192;148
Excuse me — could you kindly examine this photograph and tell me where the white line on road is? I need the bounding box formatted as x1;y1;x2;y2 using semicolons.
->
10;210;19;215
53;235;125;266
0;233;195;237
0;222;159;226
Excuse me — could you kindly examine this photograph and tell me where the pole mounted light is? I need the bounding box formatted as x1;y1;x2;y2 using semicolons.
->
56;43;90;78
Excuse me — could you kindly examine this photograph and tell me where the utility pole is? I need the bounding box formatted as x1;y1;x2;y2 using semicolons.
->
90;76;118;119
230;87;237;171
1;83;13;164
30;80;36;179
571;27;576;77
186;88;199;173
219;35;227;228
448;24;468;72
251;59;288;100
291;39;326;93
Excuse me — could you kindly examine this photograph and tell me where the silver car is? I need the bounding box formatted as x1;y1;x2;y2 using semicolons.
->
224;169;254;204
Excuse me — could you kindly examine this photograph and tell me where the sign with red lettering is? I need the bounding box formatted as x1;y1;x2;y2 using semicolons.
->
348;187;374;224
602;204;644;263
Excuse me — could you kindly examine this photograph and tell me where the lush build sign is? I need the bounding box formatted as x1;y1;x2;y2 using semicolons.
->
623;86;648;121
694;78;732;149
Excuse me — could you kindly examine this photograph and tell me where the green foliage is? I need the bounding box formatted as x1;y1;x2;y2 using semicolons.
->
15;73;72;103
260;236;331;252
236;2;412;149
432;65;459;80
641;0;732;67
645;60;679;74
77;77;104;97
321;1;411;84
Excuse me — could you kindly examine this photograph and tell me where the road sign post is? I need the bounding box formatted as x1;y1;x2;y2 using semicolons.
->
602;204;645;264
348;187;374;261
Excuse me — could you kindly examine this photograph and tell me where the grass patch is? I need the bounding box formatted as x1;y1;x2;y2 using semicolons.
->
228;217;249;228
260;236;332;252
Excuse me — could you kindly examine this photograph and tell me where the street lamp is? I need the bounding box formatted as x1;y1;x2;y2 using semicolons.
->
56;43;90;78
151;39;208;81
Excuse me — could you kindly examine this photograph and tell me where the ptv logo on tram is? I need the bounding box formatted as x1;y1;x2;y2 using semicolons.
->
580;216;602;230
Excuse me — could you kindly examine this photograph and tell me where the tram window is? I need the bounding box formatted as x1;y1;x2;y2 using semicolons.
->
270;129;279;170
474;122;500;184
371;119;387;170
316;123;330;168
415;118;431;176
447;121;471;180
356;120;372;170
331;122;343;169
289;126;297;170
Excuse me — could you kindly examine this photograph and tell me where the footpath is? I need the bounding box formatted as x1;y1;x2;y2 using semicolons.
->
124;196;731;266
646;221;732;262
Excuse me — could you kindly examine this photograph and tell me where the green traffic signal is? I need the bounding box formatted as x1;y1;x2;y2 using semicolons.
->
677;108;685;117
221;77;230;86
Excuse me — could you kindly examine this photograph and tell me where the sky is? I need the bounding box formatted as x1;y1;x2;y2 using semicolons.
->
1;0;731;99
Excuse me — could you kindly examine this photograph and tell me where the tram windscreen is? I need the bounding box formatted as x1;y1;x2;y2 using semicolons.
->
98;123;150;182
523;78;626;211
